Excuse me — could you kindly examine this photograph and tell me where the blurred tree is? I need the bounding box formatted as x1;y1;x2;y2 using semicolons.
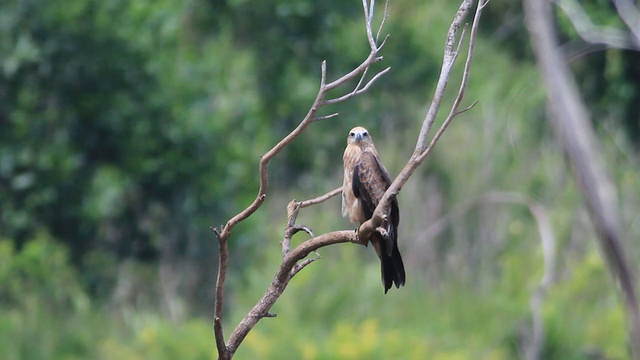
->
480;0;640;146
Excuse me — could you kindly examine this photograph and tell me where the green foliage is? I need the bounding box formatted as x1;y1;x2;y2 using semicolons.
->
0;232;94;359
541;250;627;359
0;231;88;311
98;317;215;360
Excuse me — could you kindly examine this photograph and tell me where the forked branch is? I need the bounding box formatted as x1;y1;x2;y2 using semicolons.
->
212;1;391;359
359;0;488;242
212;1;487;359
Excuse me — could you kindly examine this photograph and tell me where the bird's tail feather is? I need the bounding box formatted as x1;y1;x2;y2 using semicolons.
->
373;233;406;294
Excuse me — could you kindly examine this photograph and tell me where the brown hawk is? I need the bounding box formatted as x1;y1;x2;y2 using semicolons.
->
342;126;405;293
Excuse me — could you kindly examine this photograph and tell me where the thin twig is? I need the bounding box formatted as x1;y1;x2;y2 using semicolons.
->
376;0;390;43
314;113;340;121
282;188;340;258
455;99;479;115
415;0;484;164
324;66;392;104
291;255;321;276
300;187;342;208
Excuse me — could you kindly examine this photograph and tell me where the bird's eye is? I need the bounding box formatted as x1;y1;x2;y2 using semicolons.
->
350;132;355;137
363;132;368;137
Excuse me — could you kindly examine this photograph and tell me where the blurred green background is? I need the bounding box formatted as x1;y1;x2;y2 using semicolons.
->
1;0;639;359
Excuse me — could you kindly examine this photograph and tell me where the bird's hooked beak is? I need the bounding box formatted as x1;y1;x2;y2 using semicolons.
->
355;132;363;141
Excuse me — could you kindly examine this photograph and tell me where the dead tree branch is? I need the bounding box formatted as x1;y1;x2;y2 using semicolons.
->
212;1;487;358
359;0;487;242
524;0;640;358
225;229;357;357
211;1;391;358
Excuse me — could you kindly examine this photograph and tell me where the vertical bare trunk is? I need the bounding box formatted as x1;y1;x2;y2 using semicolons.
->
523;0;640;358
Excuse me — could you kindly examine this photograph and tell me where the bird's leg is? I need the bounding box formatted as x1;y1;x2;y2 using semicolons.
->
353;227;369;246
375;227;389;241
377;216;391;241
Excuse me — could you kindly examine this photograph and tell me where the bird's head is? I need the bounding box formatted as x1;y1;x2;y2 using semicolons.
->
347;126;374;149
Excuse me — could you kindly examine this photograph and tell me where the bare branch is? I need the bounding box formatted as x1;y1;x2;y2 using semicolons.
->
362;0;377;50
314;112;339;121
375;0;391;43
213;1;486;358
211;226;230;360
322;53;386;93
323;66;392;105
291;255;321;276
455;99;479;115
212;1;392;357
281;188;341;258
353;61;371;94
300;187;342;209
225;230;357;357
413;0;475;156
359;0;486;241
282;200;302;259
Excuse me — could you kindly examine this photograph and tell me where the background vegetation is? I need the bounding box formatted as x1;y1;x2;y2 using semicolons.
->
1;0;638;358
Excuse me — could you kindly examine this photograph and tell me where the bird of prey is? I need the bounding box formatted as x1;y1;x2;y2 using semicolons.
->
342;126;406;293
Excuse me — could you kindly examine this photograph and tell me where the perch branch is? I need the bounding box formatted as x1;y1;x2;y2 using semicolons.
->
225;230;357;357
213;1;390;358
213;0;487;358
359;0;486;242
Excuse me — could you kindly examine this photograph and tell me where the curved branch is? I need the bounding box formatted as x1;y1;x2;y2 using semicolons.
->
212;2;391;358
323;66;392;105
213;1;487;358
300;187;342;208
226;230;356;357
359;0;486;241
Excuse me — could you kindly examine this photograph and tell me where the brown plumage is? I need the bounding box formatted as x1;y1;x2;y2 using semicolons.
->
342;126;406;293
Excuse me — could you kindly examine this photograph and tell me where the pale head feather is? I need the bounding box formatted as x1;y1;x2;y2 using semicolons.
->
346;126;376;153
